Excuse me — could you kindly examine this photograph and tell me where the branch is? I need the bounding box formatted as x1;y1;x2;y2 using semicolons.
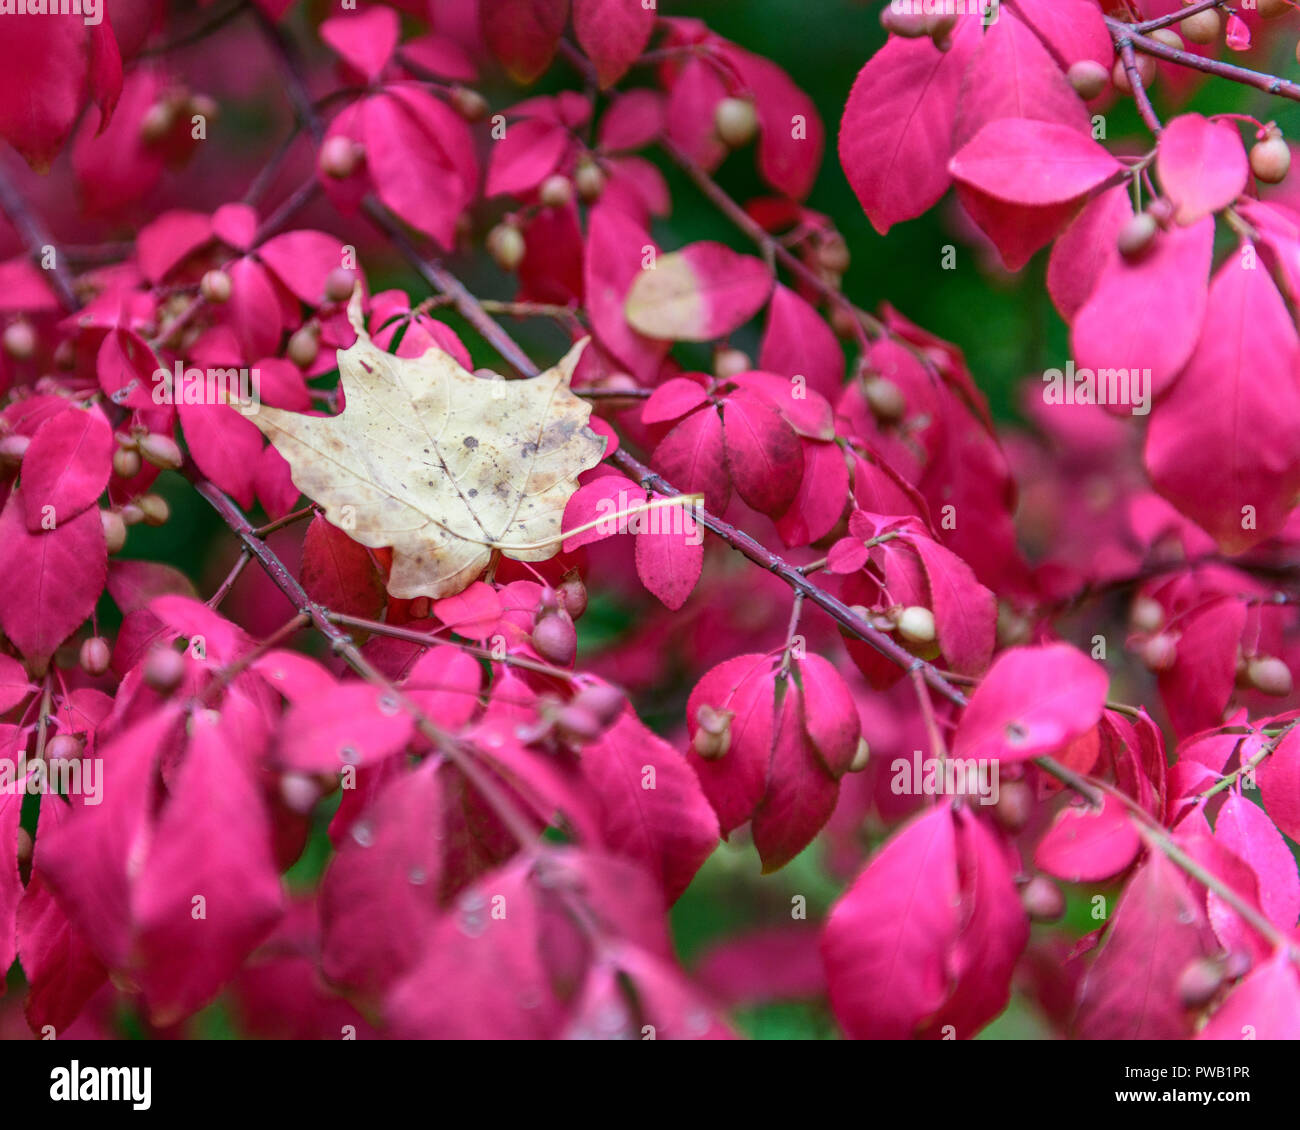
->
0;163;80;311
1113;33;1164;136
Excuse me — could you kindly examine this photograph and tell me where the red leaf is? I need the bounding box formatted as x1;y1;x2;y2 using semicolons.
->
726;46;825;201
1047;184;1133;321
721;391;803;516
1034;795;1141;882
635;492;703;610
1197;950;1300;1040
320;7;400;83
911;536;995;676
485;118;570;197
952;643;1108;763
278;684;415;771
574;0;656;88
1156;113;1249;225
480;0;569;83
19;405;113;533
584;203;669;382
300;515;386;620
652;406;730;515
759;285;844;401
1258;728;1300;843
1213;793;1300;932
949;118;1122;206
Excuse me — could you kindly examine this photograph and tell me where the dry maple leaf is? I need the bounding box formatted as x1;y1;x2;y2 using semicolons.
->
254;292;607;599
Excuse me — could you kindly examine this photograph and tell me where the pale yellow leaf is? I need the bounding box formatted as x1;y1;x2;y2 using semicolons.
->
254;293;607;599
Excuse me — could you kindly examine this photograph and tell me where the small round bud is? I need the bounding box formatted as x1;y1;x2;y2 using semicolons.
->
1148;27;1185;51
138;493;170;526
1067;59;1109;101
487;223;526;272
279;772;322;814
1248;655;1293;697
1130;594;1164;634
143;645;186;693
1178;956;1227;1008
1180;8;1221;45
538;174;573;208
1118;212;1159;259
120;503;145;527
994;778;1034;833
693;704;733;760
140;100;176;144
323;267;357;304
450;86;489;122
714;97;759;148
1141;633;1178;673
200;268;232;304
713;347;751;381
558;574;587;619
864;375;906;422
46;733;83;766
556;704;604;743
1021;875;1066;922
318;135;361;179
138;432;183;470
532;610;577;666
287;323;320;369
80;636;112;676
113;446;142;479
574;158;605;202
101;508;127;553
572;682;626;728
896;605;936;645
1251;130;1292;184
848;737;870;773
3;320;36;360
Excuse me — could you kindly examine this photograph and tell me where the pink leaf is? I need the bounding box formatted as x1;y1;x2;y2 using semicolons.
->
584;203;669;381
635;492;704;610
257;230;351;306
19;405;113;533
1047;185;1133;321
911;536;995;676
952;643;1108;763
1258;728;1300;843
625;242;773;341
485;118;570;197
277;684;415;771
1213;793;1300;932
1156;114;1249;225
320;7;400;83
651;407;730;515
300;515;386;620
574;0;656;88
759;284;844;401
721;391;803;517
480;0;569;83
1034;795;1141;882
949;118;1122;206
1198;950;1300;1039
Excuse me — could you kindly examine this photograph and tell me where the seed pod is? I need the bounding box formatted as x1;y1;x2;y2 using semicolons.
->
138;493;170;526
896;605;936;645
189;93;219;122
572;681;625;728
538;174;573;208
994;778;1034;833
2;320;36;360
693;704;734;761
1148;27;1184;51
574;158;606;202
318;135;361;179
140;100;177;144
864;375;906;422
714;97;759;147
1258;0;1290;17
1141;633;1178;673
1111;53;1156;94
138;432;183;470
113;446;142;479
1117;212;1159;259
848;737;870;773
287;323;321;369
200;268;232;304
532;609;577;666
818;233;851;273
324;267;357;304
143;645;186;694
1248;655;1293;697
450;86;489;122
1130;594;1164;634
713;347;751;380
880;8;929;37
120;502;145;527
487;223;526;272
46;733;83;765
1067;59;1109;101
1250;130;1292;184
558;574;588;619
80;636;112;676
101;508;127;553
0;433;30;468
1020;875;1066;922
1180;8;1221;45
556;704;604;743
280;772;322;814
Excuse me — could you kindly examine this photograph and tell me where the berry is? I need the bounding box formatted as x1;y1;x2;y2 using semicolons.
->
1248;655;1293;696
994;778;1034;833
46;733;83;766
896;605;936;645
879;8;929;37
487;223;526;272
450;86;489;122
0;434;29;468
1067;59;1109;101
558;574;588;619
1021;875;1066;922
318;135;361;179
864;375;906;422
693;704;733;760
79;636;112;676
1149;27;1185;51
101;509;127;553
571;681;626;728
140;100;177;144
143;646;186;693
538;174;573;208
200;268;232;304
556;704;604;743
714;97;759;148
713;347;751;380
1118;212;1159;259
574;158;605;202
324;267;358;304
1250;131;1292;184
138;432;184;470
139;494;170;526
113;446;142;479
3;320;35;360
287;323;320;369
532;610;577;666
1141;633;1178;673
1130;594;1165;634
279;772;322;814
1180;9;1221;44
